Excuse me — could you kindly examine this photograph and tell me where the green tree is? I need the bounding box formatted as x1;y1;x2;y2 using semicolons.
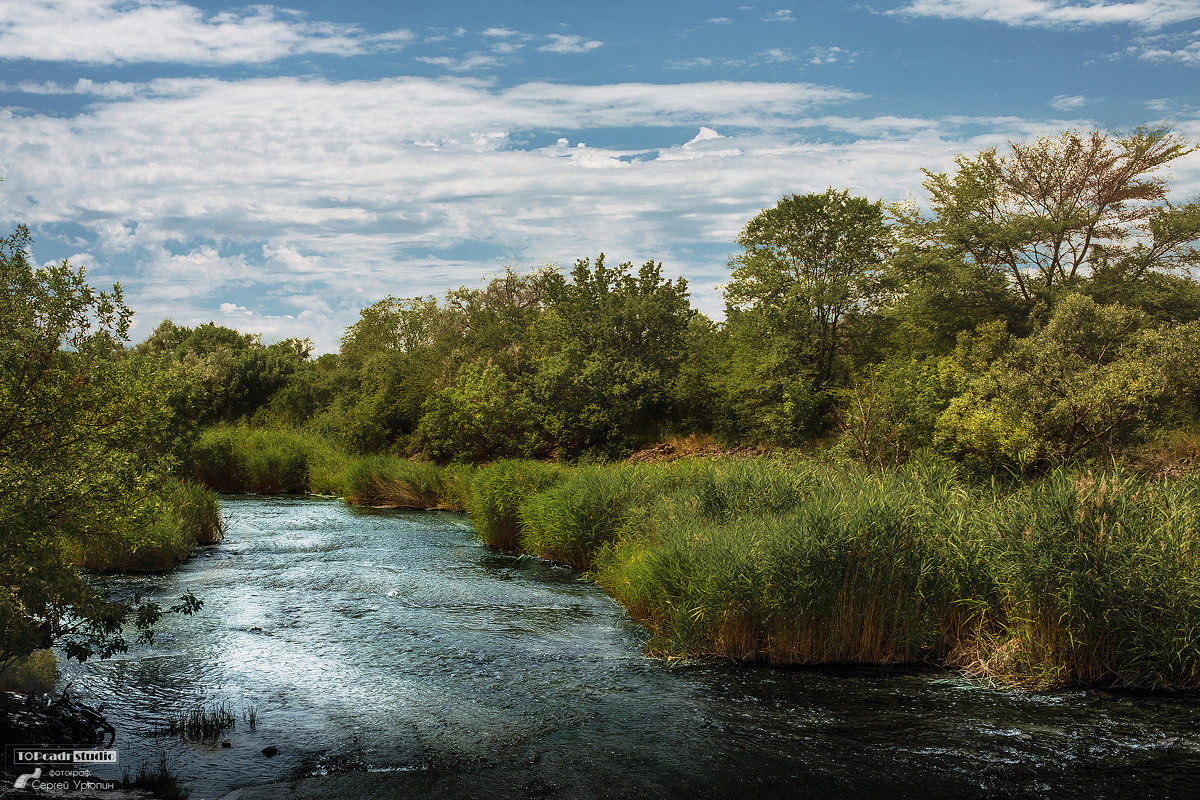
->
1;224;197;668
531;254;695;458
416;360;541;462
936;295;1166;469
726;189;893;386
908;128;1197;304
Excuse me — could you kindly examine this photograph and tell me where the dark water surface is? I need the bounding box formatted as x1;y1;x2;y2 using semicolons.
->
58;496;1200;799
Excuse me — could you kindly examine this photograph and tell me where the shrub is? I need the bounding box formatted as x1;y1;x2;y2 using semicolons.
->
0;649;56;694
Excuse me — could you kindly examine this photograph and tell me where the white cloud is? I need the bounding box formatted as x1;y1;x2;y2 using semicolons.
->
893;0;1200;30
538;34;603;53
482;27;519;37
1050;94;1088;109
0;0;412;64
2;75;1196;351
1135;30;1200;63
685;127;724;146
761;48;797;62
708;17;734;24
763;9;796;22
417;53;503;72
809;46;857;65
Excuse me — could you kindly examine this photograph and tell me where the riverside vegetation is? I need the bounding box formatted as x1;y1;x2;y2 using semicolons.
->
183;432;1200;690
5;127;1200;692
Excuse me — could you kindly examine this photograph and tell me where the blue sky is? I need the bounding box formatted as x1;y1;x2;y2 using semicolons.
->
2;0;1199;351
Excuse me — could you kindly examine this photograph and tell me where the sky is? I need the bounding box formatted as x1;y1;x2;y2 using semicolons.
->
2;0;1200;352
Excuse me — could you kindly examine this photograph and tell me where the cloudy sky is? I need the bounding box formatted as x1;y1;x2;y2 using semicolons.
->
2;0;1199;351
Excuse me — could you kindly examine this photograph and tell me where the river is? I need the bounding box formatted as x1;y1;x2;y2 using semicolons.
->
57;496;1200;799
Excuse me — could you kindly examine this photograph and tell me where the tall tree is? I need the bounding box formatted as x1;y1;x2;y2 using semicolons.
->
908;127;1197;303
726;189;893;386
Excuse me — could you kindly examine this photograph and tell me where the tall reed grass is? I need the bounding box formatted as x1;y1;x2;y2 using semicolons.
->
191;426;346;494
462;456;1200;689
70;480;224;573
343;456;446;509
467;460;562;549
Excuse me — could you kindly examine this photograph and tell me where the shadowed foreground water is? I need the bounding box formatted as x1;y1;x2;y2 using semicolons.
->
57;496;1200;799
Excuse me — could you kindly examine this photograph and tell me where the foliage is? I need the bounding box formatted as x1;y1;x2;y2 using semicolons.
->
467;460;562;550
191;425;343;493
343;456;445;508
416;360;543;462
0;223;199;667
903;127;1197;303
936;295;1166;469
727;189;893;387
0;648;56;694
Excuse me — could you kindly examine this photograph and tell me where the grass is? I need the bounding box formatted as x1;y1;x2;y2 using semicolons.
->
452;456;1200;690
0;649;56;694
191;425;346;494
242;703;259;731
159;701;236;741
343;455;446;508
70;480;224;573
467;460;562;549
122;752;190;800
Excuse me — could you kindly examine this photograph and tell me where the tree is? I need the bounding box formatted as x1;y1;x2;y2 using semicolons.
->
726;189;893;387
908;127;1197;304
532;254;695;458
935;295;1166;469
1;224;198;669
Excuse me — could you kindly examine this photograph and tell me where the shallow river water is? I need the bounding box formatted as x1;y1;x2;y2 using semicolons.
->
58;496;1200;799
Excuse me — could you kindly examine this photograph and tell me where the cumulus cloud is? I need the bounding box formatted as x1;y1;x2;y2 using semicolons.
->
763;10;797;23
1134;30;1200;64
0;0;412;64
893;0;1200;30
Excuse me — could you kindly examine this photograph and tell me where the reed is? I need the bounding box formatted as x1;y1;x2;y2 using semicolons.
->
191;425;344;494
518;462;696;570
121;753;190;800
594;458;994;664
343;456;445;508
160;701;236;741
467;460;562;550
977;469;1200;689
171;479;225;544
70;479;222;573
